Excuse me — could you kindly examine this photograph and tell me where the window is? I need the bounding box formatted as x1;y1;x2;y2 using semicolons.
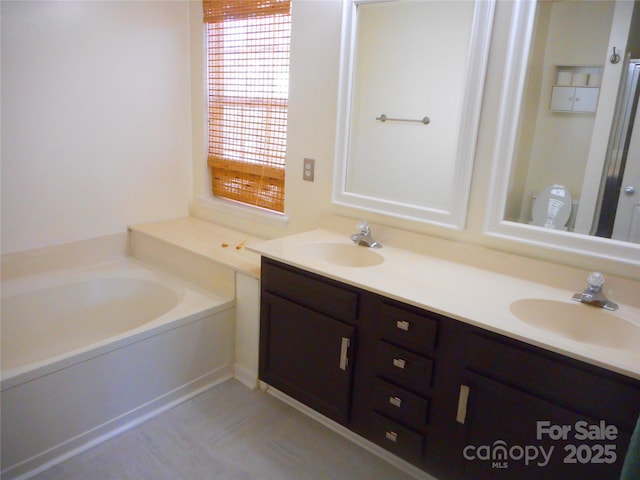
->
203;0;291;213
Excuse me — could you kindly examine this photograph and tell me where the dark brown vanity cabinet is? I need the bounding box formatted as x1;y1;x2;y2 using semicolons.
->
453;333;640;480
259;258;640;480
259;258;360;424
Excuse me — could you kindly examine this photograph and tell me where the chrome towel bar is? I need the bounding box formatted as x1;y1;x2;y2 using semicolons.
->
376;113;430;125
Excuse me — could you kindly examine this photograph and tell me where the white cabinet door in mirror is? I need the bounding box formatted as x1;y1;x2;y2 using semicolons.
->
333;0;495;229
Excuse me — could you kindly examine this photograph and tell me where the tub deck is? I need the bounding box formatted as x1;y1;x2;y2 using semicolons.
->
1;259;233;389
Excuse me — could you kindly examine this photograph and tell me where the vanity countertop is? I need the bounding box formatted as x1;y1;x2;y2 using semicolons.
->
248;225;640;380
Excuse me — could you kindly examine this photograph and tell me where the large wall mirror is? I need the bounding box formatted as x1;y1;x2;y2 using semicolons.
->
486;0;640;266
333;0;495;229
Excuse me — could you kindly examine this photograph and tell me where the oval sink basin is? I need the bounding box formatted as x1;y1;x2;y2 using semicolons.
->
510;299;639;350
297;242;384;268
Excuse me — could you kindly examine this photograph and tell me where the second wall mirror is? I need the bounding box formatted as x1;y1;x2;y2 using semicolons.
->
485;0;640;266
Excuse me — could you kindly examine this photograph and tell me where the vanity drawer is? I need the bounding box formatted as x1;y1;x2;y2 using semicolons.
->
376;342;433;395
378;303;438;355
369;413;423;460
261;258;359;322
372;378;429;428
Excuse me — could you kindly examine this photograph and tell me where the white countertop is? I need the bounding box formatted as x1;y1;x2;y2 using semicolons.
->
129;217;262;278
248;226;640;380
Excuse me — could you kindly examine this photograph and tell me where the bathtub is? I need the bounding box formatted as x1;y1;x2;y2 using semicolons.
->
1;259;235;480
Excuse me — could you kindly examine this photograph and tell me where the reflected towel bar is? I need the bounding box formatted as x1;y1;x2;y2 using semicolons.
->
376;113;430;125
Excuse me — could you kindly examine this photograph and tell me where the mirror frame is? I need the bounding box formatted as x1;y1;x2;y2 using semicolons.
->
484;0;640;267
333;0;495;229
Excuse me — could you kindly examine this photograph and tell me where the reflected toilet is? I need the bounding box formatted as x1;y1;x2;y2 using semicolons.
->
530;184;574;230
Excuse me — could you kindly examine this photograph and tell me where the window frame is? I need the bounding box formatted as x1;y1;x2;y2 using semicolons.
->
203;0;291;214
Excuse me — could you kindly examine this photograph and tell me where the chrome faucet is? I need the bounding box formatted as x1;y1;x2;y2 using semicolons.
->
351;220;382;249
571;272;618;311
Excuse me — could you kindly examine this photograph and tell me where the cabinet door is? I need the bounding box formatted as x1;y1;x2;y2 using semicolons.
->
572;87;599;112
260;292;356;424
550;86;575;111
455;370;629;480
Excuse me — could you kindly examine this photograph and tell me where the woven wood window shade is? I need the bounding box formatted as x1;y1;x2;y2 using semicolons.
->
204;0;291;213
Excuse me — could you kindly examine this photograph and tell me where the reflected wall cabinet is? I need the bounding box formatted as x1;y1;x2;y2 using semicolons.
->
550;86;599;113
550;65;602;113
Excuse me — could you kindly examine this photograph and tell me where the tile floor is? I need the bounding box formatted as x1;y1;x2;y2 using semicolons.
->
30;380;416;480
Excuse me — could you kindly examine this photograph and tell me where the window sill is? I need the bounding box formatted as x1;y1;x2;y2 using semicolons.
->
190;195;290;230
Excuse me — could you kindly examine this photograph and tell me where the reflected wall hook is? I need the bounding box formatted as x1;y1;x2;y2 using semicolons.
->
610;47;621;64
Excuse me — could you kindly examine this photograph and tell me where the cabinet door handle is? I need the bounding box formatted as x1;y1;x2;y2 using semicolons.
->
456;385;470;424
339;337;350;370
385;430;398;442
392;358;406;369
396;320;410;331
389;396;402;408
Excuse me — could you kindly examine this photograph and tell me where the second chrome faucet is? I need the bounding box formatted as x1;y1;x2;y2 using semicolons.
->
571;272;618;311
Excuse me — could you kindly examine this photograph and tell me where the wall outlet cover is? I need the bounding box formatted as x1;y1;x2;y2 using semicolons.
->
303;158;315;182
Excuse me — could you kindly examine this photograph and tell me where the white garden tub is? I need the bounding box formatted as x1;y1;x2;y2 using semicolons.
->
1;259;235;479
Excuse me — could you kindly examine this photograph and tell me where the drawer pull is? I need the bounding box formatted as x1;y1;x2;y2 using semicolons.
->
389;396;402;408
385;430;398;442
339;337;350;371
456;385;470;424
396;320;410;331
392;358;406;369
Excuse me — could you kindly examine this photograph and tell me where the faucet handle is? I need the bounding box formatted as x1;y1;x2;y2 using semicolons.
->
587;272;605;290
356;220;370;234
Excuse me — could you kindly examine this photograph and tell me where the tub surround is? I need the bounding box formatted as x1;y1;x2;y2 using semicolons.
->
128;217;264;390
1;233;129;281
248;215;640;380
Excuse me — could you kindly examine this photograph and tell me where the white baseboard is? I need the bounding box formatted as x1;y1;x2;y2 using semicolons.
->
233;362;258;389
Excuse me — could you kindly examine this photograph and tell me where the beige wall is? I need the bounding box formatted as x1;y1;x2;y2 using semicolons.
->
1;1;193;254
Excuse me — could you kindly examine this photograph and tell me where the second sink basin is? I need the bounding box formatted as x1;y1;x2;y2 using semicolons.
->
510;299;639;350
297;242;384;268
